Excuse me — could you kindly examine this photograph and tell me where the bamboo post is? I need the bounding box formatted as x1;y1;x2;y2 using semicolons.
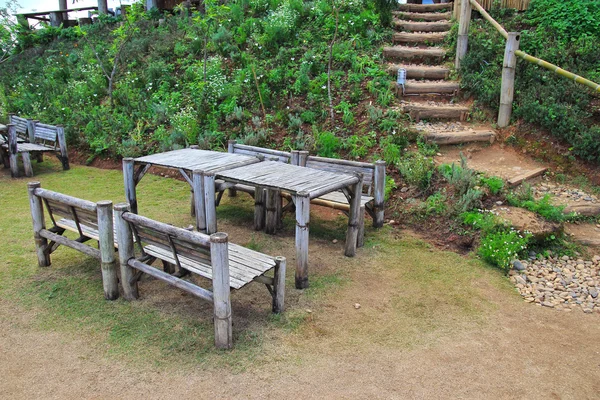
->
26;119;35;143
455;0;472;70
114;203;139;300
98;0;109;14
272;256;286;313
254;186;266;231
294;192;310;289
226;141;237;197
123;158;137;214
8;124;18;178
203;172;217;234
373;160;386;228
210;232;233;349
299;151;309;167
56;126;69;170
27;182;50;267
22;153;33;177
344;174;363;257
498;32;520;128
193;170;206;232
453;0;462;20
97;200;119;300
265;189;279;234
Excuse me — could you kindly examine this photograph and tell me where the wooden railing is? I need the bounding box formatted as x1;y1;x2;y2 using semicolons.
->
455;0;600;128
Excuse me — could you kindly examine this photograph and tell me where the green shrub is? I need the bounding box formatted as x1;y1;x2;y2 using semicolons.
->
480;176;504;195
507;193;572;222
314;130;341;158
424;192;447;215
398;152;435;190
478;228;531;271
454;188;483;214
460;210;500;233
384;176;396;201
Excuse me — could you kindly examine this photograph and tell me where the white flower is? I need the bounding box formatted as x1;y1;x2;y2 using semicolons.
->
322;85;326;89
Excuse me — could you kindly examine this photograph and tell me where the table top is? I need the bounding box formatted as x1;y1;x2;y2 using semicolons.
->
217;161;359;197
134;148;261;173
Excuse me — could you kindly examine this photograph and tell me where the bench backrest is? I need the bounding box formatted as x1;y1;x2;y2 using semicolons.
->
122;211;212;266
9;114;31;141
33;122;60;149
305;156;377;195
228;141;292;163
37;188;100;231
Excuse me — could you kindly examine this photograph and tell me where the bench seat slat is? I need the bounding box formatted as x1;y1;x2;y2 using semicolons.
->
1;142;54;152
315;191;374;207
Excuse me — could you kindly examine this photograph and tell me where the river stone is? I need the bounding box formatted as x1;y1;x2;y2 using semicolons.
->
512;260;526;271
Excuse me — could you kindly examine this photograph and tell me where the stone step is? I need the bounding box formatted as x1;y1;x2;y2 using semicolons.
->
383;45;446;61
394;20;452;33
387;64;451;80
399;81;459;95
393;31;448;45
402;104;469;121
397;3;453;12
422;129;496;145
393;11;452;21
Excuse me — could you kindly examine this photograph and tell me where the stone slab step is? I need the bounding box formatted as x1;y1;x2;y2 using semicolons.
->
393;11;452;21
402;104;469;121
393;31;448;45
564;204;600;217
399;81;459;95
422;129;496;145
383;46;446;61
507;167;548;187
393;20;452;32
387;64;451;80
397;3;453;12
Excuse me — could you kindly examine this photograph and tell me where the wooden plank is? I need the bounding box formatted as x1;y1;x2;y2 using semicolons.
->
34;188;97;212
387;64;451;80
123;212;211;247
397;3;453;12
393;31;448;45
402;104;470;121
393;11;452;21
403;81;459;95
393;20;452;32
423;130;496;144
39;229;101;260
384;46;446;60
507;167;548;187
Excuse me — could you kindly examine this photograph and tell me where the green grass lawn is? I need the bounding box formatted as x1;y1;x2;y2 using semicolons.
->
0;158;512;370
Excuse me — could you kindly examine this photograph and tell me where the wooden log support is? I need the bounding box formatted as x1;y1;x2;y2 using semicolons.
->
344;175;363;257
22;152;33;177
254;186;266;231
387;64;451;80
299;151;309;167
291;150;300;166
56;126;69;170
394;11;452;21
393;20;451;33
272;256;286;313
454;0;462;20
265;188;279;234
204;172;218;234
210;232;233;350
384;46;446;60
393;31;448;45
227;141;237;197
28;182;50;267
373;160;385;228
97;200;118;300
398;3;452;12
123;158;138;214
114;203;139;300
294;192;310;289
357;206;365;248
455;0;472;70
26;119;36;143
193;170;207;232
507;167;547;187
8;124;18;178
402;81;459;95
497;32;520;128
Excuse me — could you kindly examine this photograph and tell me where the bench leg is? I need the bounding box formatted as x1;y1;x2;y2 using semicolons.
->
357;206;365;248
295;193;310;289
162;260;176;274
35;151;43;163
9;150;18;178
344;177;363;257
272;256;286;313
190;189;195;217
22;152;33;177
228;187;237;197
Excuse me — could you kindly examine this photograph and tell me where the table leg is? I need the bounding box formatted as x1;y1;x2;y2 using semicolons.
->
22;152;33;177
345;176;363;257
295;192;310;289
193;170;206;232
265;188;280;234
203;172;217;234
254;185;265;231
123;158;137;214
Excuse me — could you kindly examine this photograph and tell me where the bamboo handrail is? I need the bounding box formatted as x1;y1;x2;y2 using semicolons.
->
468;0;600;94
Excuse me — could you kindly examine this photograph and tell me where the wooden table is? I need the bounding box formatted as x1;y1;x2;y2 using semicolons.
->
123;148;261;231
200;161;363;289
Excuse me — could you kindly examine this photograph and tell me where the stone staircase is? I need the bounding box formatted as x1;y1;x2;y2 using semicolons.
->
385;2;496;145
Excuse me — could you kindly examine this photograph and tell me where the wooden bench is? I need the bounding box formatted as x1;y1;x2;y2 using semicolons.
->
2;116;69;178
27;182;119;300
291;156;386;247
114;203;286;349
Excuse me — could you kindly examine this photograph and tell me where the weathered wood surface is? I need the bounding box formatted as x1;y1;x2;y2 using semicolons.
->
402;104;470;121
2;142;56;152
295;193;310;289
393;20;452;32
393;31;448;44
28;182;50;268
507;167;547;187
397;3;453;12
393;11;452;21
455;0;472;69
34;187;97;212
228;141;292;163
384;46;446;60
216;161;359;198
39;228;102;259
210;232;233;349
402;81;460;95
387;64;451;80
97;201;119;300
498;32;520;128
114;203;139;300
344;176;363;257
273;256;286;313
135;148;260;173
423;130;496;144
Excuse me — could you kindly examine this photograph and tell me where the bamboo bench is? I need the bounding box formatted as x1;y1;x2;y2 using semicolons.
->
290;156;386;247
114;203;286;349
2;115;69;178
27;182;120;300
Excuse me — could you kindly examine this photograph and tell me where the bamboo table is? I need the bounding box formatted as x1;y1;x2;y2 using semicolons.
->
198;161;363;289
123;148;261;231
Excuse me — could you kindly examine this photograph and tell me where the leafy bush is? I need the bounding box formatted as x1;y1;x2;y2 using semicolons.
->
397;152;435;190
478;228;531;271
480;176;504;195
424;192;447;215
506;193;572;222
314;130;341;158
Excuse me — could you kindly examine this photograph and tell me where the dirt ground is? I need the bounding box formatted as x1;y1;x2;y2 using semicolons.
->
2;230;600;400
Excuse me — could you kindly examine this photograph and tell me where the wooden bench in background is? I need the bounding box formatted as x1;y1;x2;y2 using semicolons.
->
27;182;119;300
2;115;69;178
114;203;286;349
